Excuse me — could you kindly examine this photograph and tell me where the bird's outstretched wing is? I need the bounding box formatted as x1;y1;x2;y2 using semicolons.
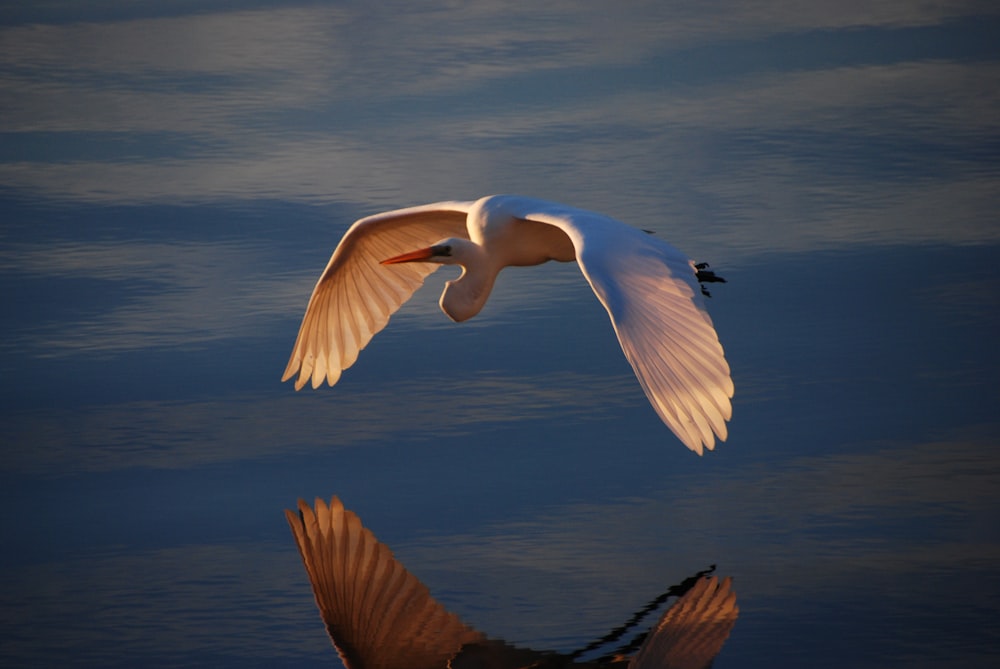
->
513;198;733;454
285;496;485;669
282;202;473;390
629;576;739;669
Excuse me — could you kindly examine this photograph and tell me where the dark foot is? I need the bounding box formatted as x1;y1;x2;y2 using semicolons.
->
694;262;726;297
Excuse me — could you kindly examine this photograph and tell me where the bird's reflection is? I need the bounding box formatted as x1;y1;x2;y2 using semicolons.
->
287;496;738;669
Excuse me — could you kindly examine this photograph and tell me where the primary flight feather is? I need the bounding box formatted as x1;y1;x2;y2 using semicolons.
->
282;194;733;454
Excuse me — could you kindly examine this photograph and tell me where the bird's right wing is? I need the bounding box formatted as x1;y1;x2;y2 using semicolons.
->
282;202;473;390
286;496;485;669
513;198;733;455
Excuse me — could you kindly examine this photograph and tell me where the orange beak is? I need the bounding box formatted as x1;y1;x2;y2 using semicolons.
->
380;247;437;265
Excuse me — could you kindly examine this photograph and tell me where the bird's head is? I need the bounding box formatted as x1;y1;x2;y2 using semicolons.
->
380;239;462;266
381;237;490;323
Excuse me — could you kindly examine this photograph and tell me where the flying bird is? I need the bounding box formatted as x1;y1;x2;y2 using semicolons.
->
282;195;733;454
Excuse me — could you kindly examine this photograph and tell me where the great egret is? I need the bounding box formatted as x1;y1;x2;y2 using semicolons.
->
282;195;733;454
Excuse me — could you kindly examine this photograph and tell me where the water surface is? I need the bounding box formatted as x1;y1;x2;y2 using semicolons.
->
1;2;999;667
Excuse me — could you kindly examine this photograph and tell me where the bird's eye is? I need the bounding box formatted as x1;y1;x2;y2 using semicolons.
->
436;244;452;256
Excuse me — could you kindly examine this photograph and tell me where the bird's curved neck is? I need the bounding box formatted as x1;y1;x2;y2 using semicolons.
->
439;241;497;322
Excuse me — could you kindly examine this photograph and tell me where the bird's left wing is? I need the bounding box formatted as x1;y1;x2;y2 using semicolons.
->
283;202;473;390
511;197;733;454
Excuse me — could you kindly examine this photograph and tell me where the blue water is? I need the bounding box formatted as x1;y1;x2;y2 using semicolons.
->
1;3;999;667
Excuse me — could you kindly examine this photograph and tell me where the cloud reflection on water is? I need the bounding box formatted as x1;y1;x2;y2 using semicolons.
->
1;2;996;255
0;232;597;357
0;542;325;667
0;238;302;353
2;57;996;252
1;373;639;475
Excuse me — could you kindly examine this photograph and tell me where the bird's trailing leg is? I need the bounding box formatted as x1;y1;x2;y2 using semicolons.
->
694;262;726;297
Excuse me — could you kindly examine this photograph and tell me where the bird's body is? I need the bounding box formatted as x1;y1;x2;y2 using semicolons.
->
283;195;733;454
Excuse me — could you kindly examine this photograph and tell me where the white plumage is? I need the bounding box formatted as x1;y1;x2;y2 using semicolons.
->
283;195;733;454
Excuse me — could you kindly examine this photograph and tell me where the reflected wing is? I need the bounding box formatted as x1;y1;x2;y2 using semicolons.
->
285;496;485;669
282;202;473;390
514;197;733;454
629;576;739;669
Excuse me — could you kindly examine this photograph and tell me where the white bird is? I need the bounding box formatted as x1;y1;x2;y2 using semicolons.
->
282;195;733;454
